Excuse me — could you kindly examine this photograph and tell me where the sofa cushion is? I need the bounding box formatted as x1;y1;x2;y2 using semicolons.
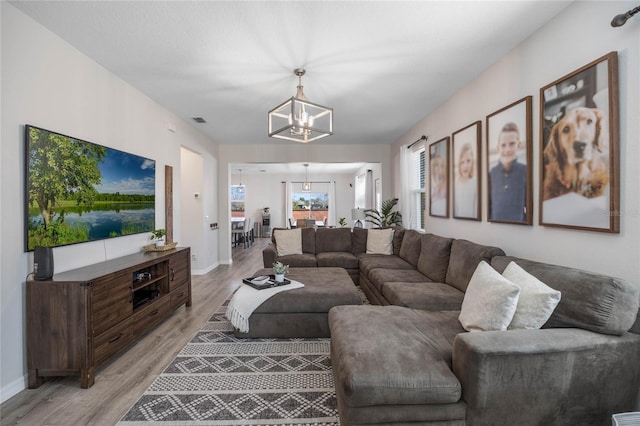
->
398;229;422;266
417;233;454;282
458;261;520;332
367;268;430;293
446;239;506;292
315;227;352;253
502;261;561;330
357;254;414;276
273;253;317;268
273;228;302;256
366;228;394;255
329;305;463;407
300;227;317;254
492;256;640;336
316;252;359;269
392;226;406;256
351;227;368;254
382;281;464;311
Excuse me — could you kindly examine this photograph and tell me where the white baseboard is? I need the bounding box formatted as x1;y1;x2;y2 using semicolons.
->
191;261;219;275
1;374;26;404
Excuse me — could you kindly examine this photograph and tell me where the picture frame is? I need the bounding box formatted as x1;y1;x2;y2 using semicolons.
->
452;121;481;221
429;137;449;218
539;52;619;233
486;96;533;225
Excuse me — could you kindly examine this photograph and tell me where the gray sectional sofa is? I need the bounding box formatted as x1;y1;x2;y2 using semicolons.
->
263;226;640;425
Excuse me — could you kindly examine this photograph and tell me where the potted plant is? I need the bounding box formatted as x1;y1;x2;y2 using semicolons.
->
365;198;403;228
150;229;167;247
272;261;289;282
338;217;347;227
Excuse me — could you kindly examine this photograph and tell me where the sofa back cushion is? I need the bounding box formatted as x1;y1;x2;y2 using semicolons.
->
492;256;640;336
315;227;352;253
445;239;505;292
351;227;367;254
399;229;422;267
392;226;406;256
416;233;453;282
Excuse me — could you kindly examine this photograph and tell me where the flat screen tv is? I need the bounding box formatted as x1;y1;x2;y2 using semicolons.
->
24;125;156;251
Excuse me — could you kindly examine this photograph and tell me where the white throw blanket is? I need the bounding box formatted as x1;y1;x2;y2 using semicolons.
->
226;279;304;333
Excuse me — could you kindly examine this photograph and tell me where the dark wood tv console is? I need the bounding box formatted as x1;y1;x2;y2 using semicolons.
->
26;247;191;388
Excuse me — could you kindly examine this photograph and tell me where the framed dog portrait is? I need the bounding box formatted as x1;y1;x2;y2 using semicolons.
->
539;52;619;233
452;121;481;221
429;137;449;218
486;96;533;225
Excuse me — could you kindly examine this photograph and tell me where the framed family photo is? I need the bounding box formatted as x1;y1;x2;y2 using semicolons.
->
452;121;481;220
486;96;533;225
539;52;619;233
429;137;449;218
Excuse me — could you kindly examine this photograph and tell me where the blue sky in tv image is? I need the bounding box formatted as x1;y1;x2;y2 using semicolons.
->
95;148;155;195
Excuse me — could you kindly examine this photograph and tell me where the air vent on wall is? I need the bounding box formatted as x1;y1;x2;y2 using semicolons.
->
192;117;207;123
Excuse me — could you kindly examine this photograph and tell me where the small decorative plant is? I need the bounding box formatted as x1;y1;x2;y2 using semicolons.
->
150;229;167;246
338;217;347;227
273;261;289;276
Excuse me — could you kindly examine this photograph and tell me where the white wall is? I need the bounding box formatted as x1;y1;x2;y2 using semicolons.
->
219;144;392;263
391;1;640;285
0;4;219;401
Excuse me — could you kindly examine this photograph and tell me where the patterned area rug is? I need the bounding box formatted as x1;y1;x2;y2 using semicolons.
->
118;301;339;425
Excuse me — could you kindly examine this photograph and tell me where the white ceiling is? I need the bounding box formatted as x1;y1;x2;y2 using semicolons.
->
10;0;572;146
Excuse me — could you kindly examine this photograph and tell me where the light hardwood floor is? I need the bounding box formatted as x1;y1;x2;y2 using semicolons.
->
1;238;272;425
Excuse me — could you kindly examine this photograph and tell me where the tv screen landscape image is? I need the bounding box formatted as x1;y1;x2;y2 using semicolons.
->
24;125;156;251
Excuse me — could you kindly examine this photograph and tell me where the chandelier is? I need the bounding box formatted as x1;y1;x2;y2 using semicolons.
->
302;163;311;192
268;69;333;143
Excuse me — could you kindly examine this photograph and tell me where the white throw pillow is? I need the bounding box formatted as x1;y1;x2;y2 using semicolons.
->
459;261;521;332
502;262;561;329
273;228;302;257
366;228;394;255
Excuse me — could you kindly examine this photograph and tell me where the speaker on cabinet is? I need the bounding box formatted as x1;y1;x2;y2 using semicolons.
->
34;246;54;280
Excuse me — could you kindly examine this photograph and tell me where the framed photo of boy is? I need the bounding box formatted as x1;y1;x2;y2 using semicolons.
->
539;52;619;233
452;121;481;221
429;137;449;218
486;96;533;225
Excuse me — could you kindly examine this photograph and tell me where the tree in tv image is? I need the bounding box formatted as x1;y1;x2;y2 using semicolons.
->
25;126;156;251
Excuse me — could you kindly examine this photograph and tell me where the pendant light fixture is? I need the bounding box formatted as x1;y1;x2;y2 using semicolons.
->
302;163;311;192
268;69;333;143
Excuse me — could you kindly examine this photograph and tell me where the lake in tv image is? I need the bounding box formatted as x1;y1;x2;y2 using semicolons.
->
25;125;156;251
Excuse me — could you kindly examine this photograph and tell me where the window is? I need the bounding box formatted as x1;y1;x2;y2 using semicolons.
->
291;190;329;224
410;148;426;230
230;185;245;218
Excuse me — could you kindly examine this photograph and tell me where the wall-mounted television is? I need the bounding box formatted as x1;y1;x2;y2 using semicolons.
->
24;125;156;252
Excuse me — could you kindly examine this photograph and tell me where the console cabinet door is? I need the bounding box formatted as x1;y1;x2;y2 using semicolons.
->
168;249;190;291
91;270;133;336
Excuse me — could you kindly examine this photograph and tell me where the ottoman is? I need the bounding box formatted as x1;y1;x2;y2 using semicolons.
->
233;267;363;338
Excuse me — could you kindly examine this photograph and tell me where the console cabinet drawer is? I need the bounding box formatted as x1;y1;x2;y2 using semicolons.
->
93;317;133;367
132;296;172;338
170;284;189;309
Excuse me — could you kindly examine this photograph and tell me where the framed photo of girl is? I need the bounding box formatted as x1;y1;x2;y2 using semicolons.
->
452;121;481;220
486;96;533;225
429;137;449;218
539;52;619;233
